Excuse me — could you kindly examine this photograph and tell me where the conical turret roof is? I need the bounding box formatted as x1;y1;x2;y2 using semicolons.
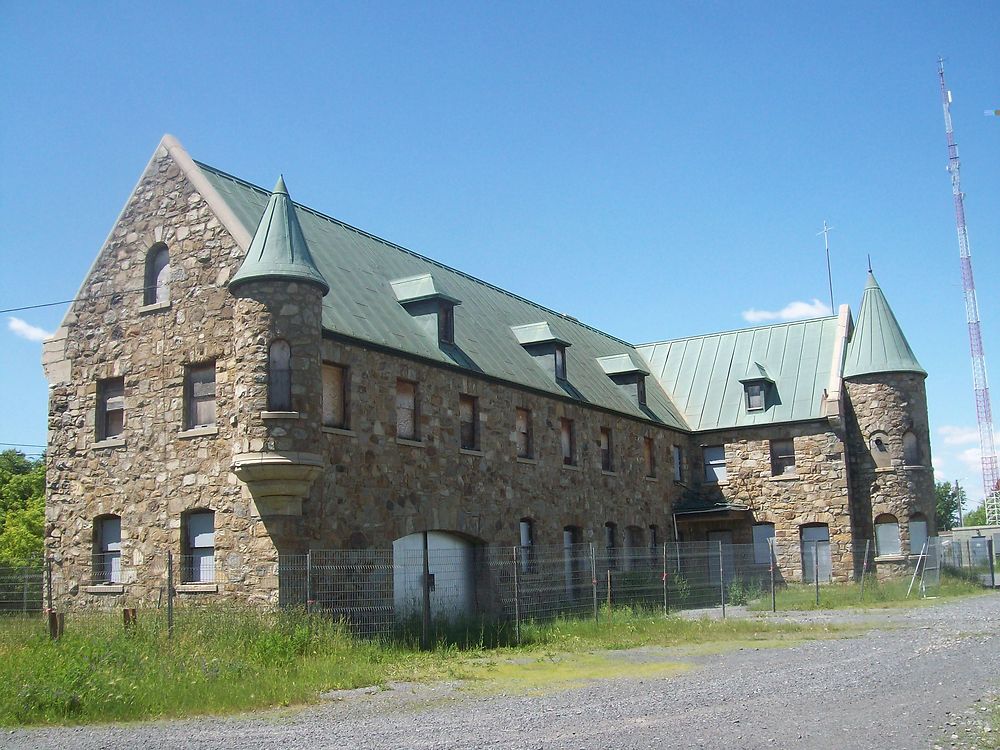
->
229;176;330;294
843;271;925;378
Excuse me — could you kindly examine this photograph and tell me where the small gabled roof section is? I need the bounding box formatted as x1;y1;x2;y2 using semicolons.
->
596;352;650;377
510;321;572;347
739;361;774;385
843;271;925;378
229;176;329;295
390;273;460;305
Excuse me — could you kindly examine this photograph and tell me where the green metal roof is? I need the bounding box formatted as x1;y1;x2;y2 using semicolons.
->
843;272;925;378
636;316;840;431
229;176;330;295
197;161;689;430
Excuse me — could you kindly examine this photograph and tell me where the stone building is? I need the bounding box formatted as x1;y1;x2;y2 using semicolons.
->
42;135;935;605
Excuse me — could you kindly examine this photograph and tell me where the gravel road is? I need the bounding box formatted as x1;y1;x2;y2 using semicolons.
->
10;594;999;750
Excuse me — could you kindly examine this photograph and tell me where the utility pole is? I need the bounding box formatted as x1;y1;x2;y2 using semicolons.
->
956;479;964;527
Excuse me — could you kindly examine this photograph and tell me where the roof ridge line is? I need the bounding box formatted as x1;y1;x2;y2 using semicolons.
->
637;314;838;349
194;160;637;350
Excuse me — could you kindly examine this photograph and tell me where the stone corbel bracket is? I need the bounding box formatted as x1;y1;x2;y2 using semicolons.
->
231;451;324;516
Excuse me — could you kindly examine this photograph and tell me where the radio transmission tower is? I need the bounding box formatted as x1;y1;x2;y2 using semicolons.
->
937;58;999;523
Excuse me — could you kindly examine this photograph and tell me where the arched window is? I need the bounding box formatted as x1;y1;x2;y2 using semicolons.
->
909;513;929;556
268;340;292;411
144;244;170;305
93;514;122;584
875;514;901;556
903;431;920;466
869;431;891;468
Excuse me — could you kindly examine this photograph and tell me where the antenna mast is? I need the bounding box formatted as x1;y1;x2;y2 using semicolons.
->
938;58;999;523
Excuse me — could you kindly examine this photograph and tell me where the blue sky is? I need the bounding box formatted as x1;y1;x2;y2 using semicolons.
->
1;2;998;507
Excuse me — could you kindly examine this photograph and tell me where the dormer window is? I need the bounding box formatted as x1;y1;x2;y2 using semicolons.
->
739;362;774;414
390;273;461;347
745;382;765;411
511;322;572;382
596;352;650;407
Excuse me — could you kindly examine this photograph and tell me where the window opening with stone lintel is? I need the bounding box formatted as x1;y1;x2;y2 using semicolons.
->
322;363;348;429
183;510;215;583
395;379;419;441
600;427;614;472
560;418;576;466
460;394;479;451
703;445;727;483
770;438;796;476
144;243;170;306
644;436;656;478
96;377;125;441
672;444;683;482
93;515;122;584
519;518;535;572
516;407;533;459
185;362;216;429
268;340;292;412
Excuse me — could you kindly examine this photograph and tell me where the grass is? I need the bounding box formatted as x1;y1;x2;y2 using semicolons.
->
0;605;840;727
748;569;986;611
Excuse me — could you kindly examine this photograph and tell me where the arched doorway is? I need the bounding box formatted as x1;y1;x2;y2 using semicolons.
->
392;531;477;621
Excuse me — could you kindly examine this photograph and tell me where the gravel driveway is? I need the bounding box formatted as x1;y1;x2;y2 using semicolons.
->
10;594;999;750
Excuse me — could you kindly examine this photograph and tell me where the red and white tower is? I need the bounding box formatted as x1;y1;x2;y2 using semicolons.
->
938;58;999;523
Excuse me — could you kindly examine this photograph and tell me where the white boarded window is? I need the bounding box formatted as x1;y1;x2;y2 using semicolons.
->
910;514;928;555
770;439;796;476
516;408;533;458
600;427;613;472
703;445;727;483
186;362;216;429
184;510;215;583
144;244;170;305
560;418;576;465
97;377;125;440
753;523;775;565
396;379;418;440
268;340;292;412
460;394;478;450
95;515;122;584
875;514;901;556
322;364;347;428
672;445;683;482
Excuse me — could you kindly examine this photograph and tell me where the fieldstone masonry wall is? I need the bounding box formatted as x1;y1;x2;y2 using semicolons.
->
844;373;935;570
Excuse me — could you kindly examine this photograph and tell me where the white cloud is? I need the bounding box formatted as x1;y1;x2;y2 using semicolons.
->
938;425;981;446
741;299;832;324
7;317;53;343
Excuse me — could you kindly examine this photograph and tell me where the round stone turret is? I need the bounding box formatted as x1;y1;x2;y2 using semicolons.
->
843;272;934;567
228;177;328;519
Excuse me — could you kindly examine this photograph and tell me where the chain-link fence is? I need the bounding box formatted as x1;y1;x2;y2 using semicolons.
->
6;534;994;643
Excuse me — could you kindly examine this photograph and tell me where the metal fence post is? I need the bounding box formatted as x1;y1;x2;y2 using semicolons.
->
718;541;726;618
306;549;313;612
769;537;776;613
662;543;668;616
421;531;431;650
45;555;53;613
606;568;612;610
988;538;996;588
813;543;819;606
859;540;870;602
590;543;599;624
167;550;174;639
512;546;521;645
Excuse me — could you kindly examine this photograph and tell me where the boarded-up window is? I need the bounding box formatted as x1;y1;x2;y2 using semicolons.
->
770;438;796;476
516;408;533;458
903;431;920;465
186;362;216;429
604;522;617;568
459;394;478;450
144;244;170;305
184;510;215;583
396;380;418;440
600;427;613;471
560;418;575;465
644;436;656;478
745;382;765;411
672;445;683;482
875;514;901;556
554;345;567;380
438;304;455;345
753;523;775;564
322;364;347;428
519;518;534;572
94;515;121;584
97;377;125;440
703;445;727;483
268;340;292;412
910;514;928;555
